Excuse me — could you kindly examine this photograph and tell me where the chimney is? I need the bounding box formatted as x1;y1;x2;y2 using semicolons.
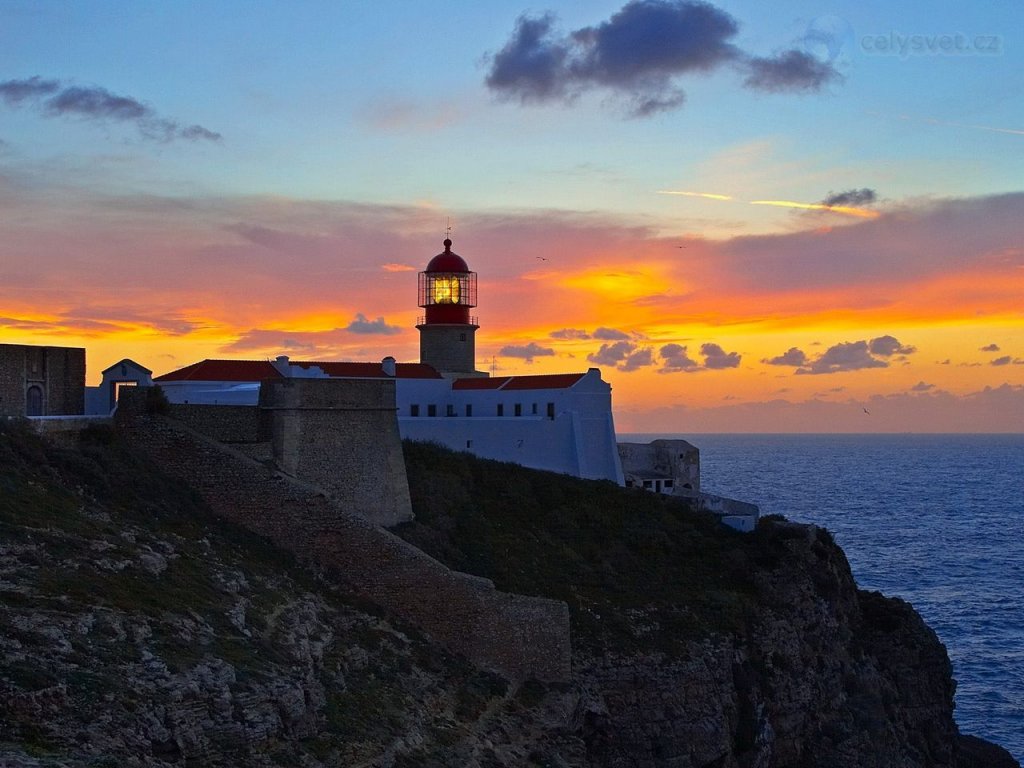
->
381;356;396;377
272;355;291;377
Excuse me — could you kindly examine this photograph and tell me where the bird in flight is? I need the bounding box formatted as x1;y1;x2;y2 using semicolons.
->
863;407;871;415
536;256;548;261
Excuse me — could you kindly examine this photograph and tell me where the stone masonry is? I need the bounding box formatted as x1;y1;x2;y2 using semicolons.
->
116;387;571;683
0;343;86;418
258;378;413;528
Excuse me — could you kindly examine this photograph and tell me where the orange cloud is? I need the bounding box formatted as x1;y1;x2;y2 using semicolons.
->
749;199;880;218
656;190;733;200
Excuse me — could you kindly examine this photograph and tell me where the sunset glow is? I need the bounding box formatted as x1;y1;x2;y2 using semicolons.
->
748;200;881;219
2;2;1022;432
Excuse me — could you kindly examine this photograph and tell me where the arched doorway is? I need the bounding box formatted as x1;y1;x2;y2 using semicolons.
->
26;385;44;416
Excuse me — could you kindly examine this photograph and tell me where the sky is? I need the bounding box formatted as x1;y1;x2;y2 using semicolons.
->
1;0;1022;432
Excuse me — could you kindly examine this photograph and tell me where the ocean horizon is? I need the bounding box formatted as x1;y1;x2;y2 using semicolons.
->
620;432;1024;762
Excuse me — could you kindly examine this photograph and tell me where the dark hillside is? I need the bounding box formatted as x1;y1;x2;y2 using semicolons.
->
397;440;1016;768
0;421;580;767
398;440;780;652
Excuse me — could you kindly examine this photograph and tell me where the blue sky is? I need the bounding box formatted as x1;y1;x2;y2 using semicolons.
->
2;0;1023;431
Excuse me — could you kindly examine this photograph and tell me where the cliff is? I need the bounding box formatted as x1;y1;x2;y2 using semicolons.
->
1;423;1018;767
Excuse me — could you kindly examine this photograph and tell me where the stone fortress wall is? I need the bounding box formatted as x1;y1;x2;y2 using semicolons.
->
116;384;571;683
0;344;85;418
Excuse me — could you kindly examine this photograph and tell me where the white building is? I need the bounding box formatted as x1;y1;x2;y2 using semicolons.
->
154;239;625;484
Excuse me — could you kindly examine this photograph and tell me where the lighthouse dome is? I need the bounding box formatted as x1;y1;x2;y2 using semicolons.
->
425;239;469;272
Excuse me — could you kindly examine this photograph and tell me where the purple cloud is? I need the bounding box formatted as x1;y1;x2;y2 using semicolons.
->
743;49;840;93
345;313;401;335
485;1;837;116
620;347;655;371
762;347;807;366
550;327;590;339
588;340;635;366
659;342;700;372
593;326;630;340
822;188;877;208
0;77;221;143
797;340;890;375
868;335;916;356
701;342;741;368
501;342;556;362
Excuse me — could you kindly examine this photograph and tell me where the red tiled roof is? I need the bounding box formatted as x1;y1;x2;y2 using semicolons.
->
452;376;511;390
500;373;586;390
452;373;586;391
155;360;280;382
155;359;443;382
308;361;442;379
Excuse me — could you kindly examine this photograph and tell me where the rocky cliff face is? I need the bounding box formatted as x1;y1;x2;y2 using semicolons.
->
1;425;1018;767
571;525;960;767
0;423;579;767
397;441;1019;768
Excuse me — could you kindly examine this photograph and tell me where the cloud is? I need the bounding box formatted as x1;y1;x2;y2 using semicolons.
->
484;1;837;116
345;313;401;335
868;335;916;356
500;342;555;362
659;342;700;372
0;76;60;105
762;339;912;373
588;340;635;366
762;347;807;366
701;342;741;368
550;327;591;339
796;340;890;375
222;329;342;355
593;326;630;340
620;347;655;371
0;77;221;143
743;49;840;92
382;263;416;272
988;355;1024;366
822;188;877;208
911;381;935;392
980;343;1000;352
719;193;1024;293
621;384;1024;433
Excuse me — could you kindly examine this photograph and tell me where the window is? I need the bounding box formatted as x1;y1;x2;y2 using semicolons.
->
466;440;473;449
410;404;420;417
497;404;504;416
547;402;555;419
446;404;456;417
427;404;437;417
664;480;674;489
459;332;466;341
642;480;653;489
514;403;522;417
465;404;473;417
531;403;538;414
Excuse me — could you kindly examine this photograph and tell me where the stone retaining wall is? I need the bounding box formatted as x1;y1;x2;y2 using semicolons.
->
116;388;571;682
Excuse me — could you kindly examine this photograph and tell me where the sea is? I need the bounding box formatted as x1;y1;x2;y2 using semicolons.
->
622;433;1024;762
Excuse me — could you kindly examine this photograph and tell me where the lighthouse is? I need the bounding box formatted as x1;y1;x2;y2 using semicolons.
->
417;238;485;377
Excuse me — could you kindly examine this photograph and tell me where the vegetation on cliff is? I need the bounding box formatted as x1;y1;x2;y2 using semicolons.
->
0;421;578;767
1;424;1017;767
396;440;772;653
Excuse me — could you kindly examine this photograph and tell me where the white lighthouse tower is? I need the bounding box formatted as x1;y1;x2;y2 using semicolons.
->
416;238;486;378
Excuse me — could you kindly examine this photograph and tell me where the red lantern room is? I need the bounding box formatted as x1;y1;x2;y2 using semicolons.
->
416;238;484;377
417;238;478;325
